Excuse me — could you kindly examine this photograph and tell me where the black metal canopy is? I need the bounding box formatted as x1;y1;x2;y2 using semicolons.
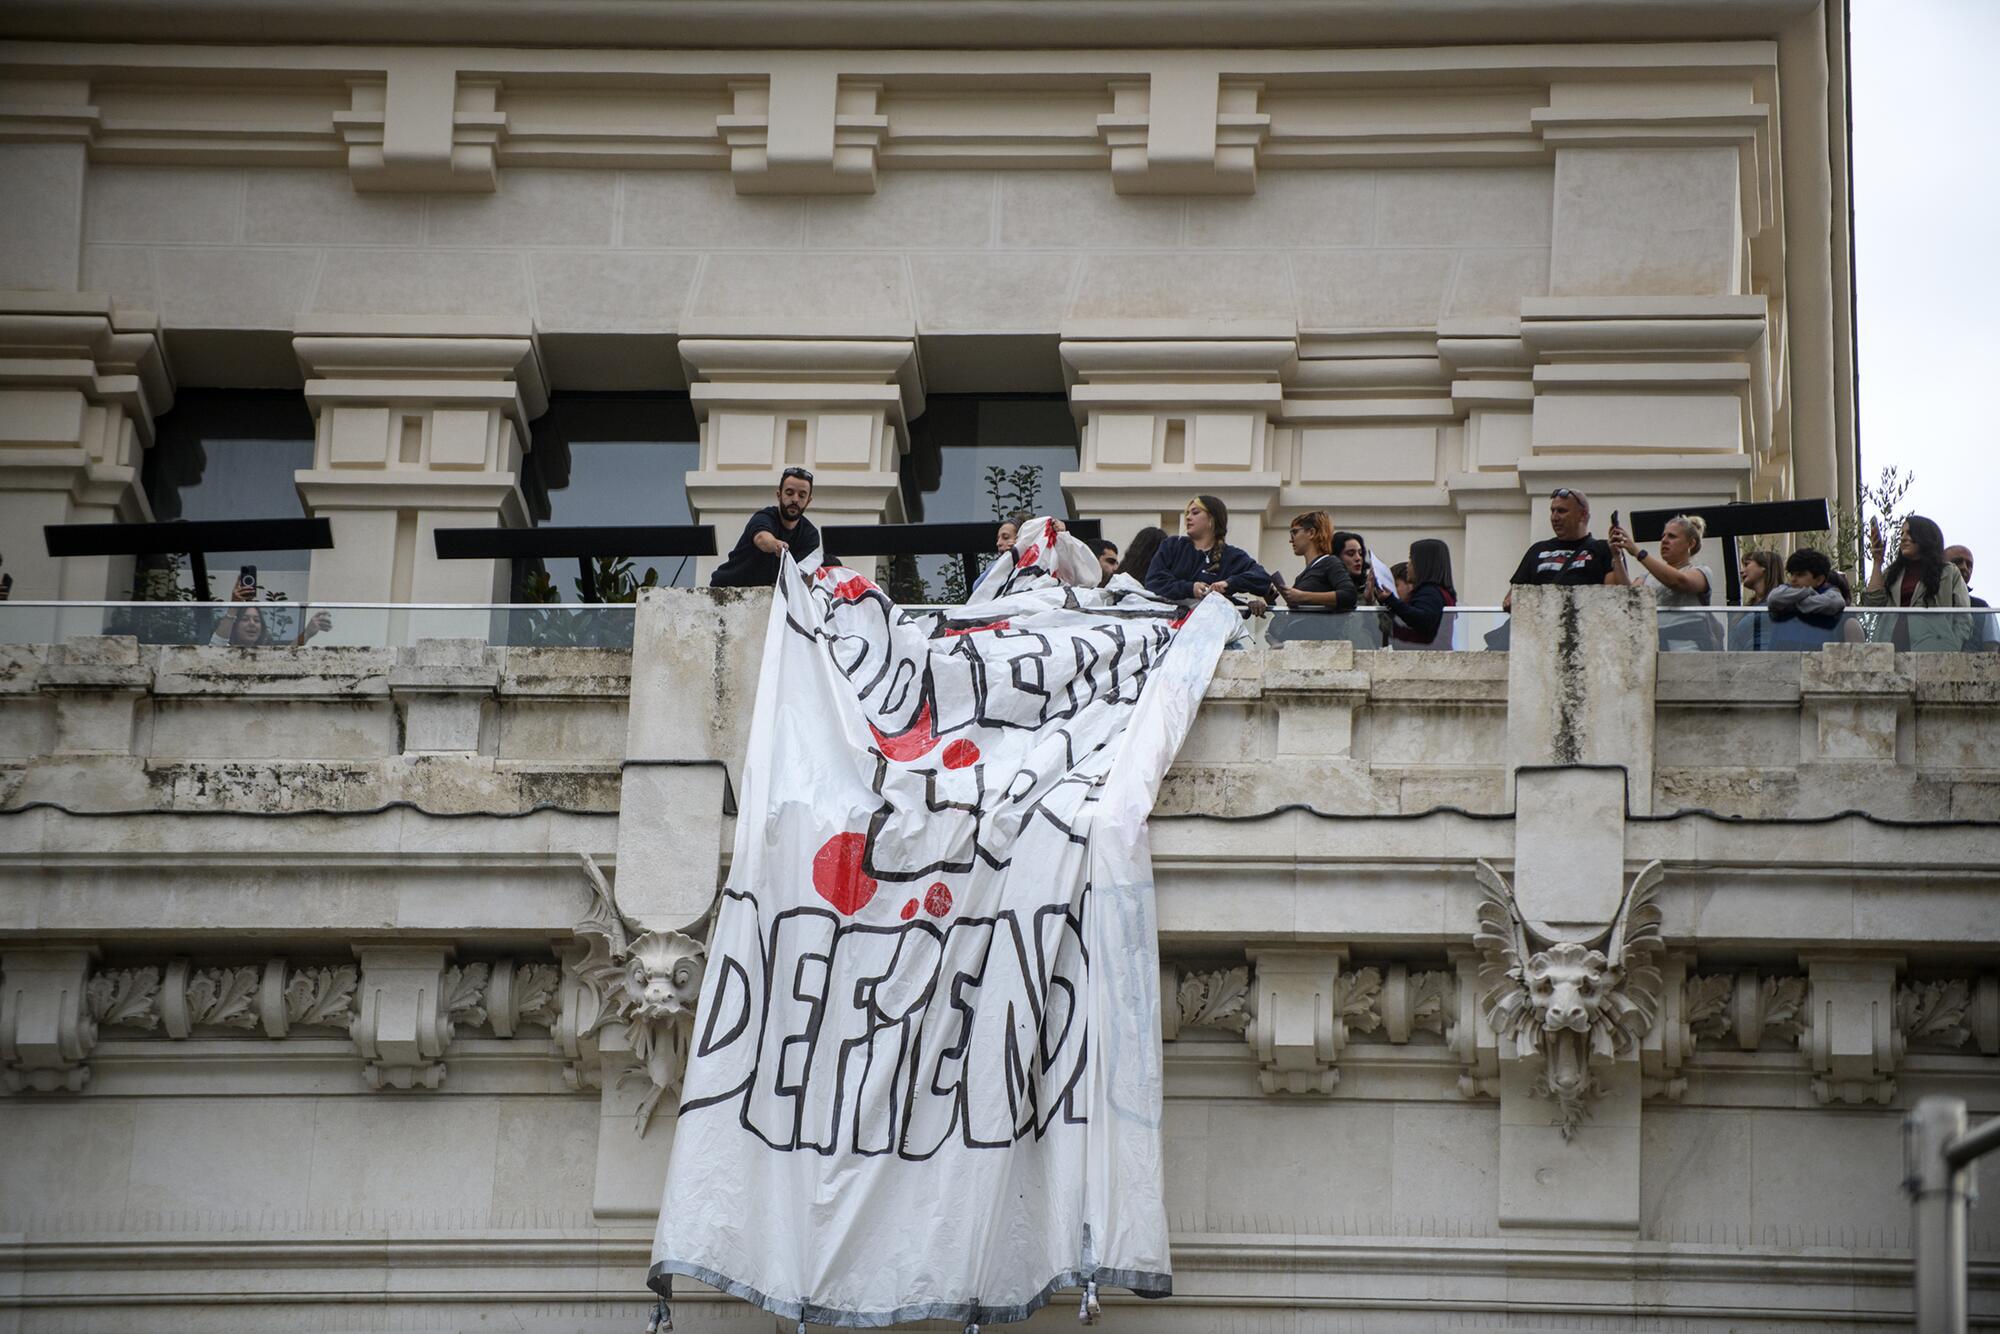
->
433;524;718;602
45;518;334;600
1627;499;1832;605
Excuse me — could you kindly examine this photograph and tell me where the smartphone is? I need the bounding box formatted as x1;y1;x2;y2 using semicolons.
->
1611;509;1621;531
237;564;257;590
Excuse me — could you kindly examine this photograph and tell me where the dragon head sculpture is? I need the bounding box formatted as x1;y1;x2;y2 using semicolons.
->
1473;858;1665;1138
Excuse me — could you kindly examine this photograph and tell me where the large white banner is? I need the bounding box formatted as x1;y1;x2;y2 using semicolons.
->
650;528;1234;1327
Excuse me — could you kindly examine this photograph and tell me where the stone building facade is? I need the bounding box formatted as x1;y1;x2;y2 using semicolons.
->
5;1;1997;1330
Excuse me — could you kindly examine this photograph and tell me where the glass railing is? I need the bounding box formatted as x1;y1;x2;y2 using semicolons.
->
0;602;640;651
1658;606;2000;653
1254;607;1512;651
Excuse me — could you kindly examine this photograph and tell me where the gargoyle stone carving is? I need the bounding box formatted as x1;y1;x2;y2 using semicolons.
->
566;854;707;1135
1472;858;1666;1140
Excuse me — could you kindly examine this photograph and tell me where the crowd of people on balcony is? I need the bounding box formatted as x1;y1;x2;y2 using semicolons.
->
52;459;1983;653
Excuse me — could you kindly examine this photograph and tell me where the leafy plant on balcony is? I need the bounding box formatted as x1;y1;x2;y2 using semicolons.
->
511;556;655;648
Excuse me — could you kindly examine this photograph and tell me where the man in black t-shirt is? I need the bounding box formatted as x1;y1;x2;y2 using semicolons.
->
710;467;822;587
1502;487;1623;611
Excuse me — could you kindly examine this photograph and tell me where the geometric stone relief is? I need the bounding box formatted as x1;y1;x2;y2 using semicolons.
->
1471;859;1666;1140
2;952;566;1094
562;855;707;1134
1166;961;1453;1047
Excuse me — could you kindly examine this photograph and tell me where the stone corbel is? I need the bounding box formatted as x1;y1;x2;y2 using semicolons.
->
1244;948;1374;1094
1448;947;1501;1099
718;71;888;194
1801;954;1904;1106
337;62;505;192
1;948;99;1093
1640;953;1694;1099
1097;71;1268;195
351;945;463;1090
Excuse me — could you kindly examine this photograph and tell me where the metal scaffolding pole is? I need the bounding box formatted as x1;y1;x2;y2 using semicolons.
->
1905;1095;1997;1334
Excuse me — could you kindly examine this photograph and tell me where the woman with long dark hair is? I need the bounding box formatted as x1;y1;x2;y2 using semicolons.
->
1372;538;1457;649
1330;530;1378;605
1863;513;1970;651
1144;495;1273;603
1271;510;1357;611
1118;526;1168;586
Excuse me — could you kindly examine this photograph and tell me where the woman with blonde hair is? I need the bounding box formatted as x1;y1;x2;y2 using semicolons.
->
1270;510;1358;611
1610;512;1715;650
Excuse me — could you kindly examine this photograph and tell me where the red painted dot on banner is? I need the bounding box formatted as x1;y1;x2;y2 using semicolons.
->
833;575;876;601
924;883;954;917
941;739;980;769
1019;544;1042;568
899;898;919;921
870;696;941;762
811;831;878;916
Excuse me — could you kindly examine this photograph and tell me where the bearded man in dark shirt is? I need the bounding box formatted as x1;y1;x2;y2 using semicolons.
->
710;467;822;587
1502;487;1625;611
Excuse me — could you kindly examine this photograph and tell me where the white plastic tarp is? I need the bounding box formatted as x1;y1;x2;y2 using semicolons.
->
650;528;1234;1326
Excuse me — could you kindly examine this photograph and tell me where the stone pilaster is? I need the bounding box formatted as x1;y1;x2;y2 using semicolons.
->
1058;327;1292;561
679;329;921;580
0;293;172;619
291;317;548;616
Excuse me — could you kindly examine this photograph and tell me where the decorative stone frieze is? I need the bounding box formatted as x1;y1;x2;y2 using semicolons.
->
1896;978;1976;1051
718;72;888;194
563;855;708;1133
1472;859;1665;1139
1164;965;1252;1039
0;948;99;1092
1382;965;1456;1045
1097;73;1268;195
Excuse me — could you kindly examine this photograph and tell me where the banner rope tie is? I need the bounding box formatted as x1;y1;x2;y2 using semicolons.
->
1079;1278;1101;1323
643;1297;672;1332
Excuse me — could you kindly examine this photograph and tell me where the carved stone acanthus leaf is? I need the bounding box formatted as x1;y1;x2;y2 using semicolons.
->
185;966;261;1031
1336;967;1384;1036
563;854;707;1134
1176;967;1252;1034
514;962;562;1030
1896;979;1974;1049
441;963;491;1031
1684;974;1733;1042
1404;970;1453;1038
1471;859;1666;1141
285;966;359;1028
87;967;163;1030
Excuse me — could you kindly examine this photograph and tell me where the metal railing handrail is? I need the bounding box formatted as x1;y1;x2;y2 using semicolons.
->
0;599;641;611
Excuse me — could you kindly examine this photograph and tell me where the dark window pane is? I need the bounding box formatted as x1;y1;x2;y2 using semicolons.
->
525;393;702;601
901;395;1078;600
141;390;316;599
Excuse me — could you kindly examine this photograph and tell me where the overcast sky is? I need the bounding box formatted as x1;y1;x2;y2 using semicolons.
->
1851;0;1998;587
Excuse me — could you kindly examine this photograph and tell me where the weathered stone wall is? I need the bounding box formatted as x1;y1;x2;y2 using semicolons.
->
3;585;1997;1330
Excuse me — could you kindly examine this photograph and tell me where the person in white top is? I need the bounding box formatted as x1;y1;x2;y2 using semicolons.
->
1609;512;1715;650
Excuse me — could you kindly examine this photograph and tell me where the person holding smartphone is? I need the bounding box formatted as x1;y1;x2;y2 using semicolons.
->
210;567;332;647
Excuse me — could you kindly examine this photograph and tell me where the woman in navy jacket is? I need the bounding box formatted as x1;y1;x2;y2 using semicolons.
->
1373;538;1457;649
1144;494;1274;603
